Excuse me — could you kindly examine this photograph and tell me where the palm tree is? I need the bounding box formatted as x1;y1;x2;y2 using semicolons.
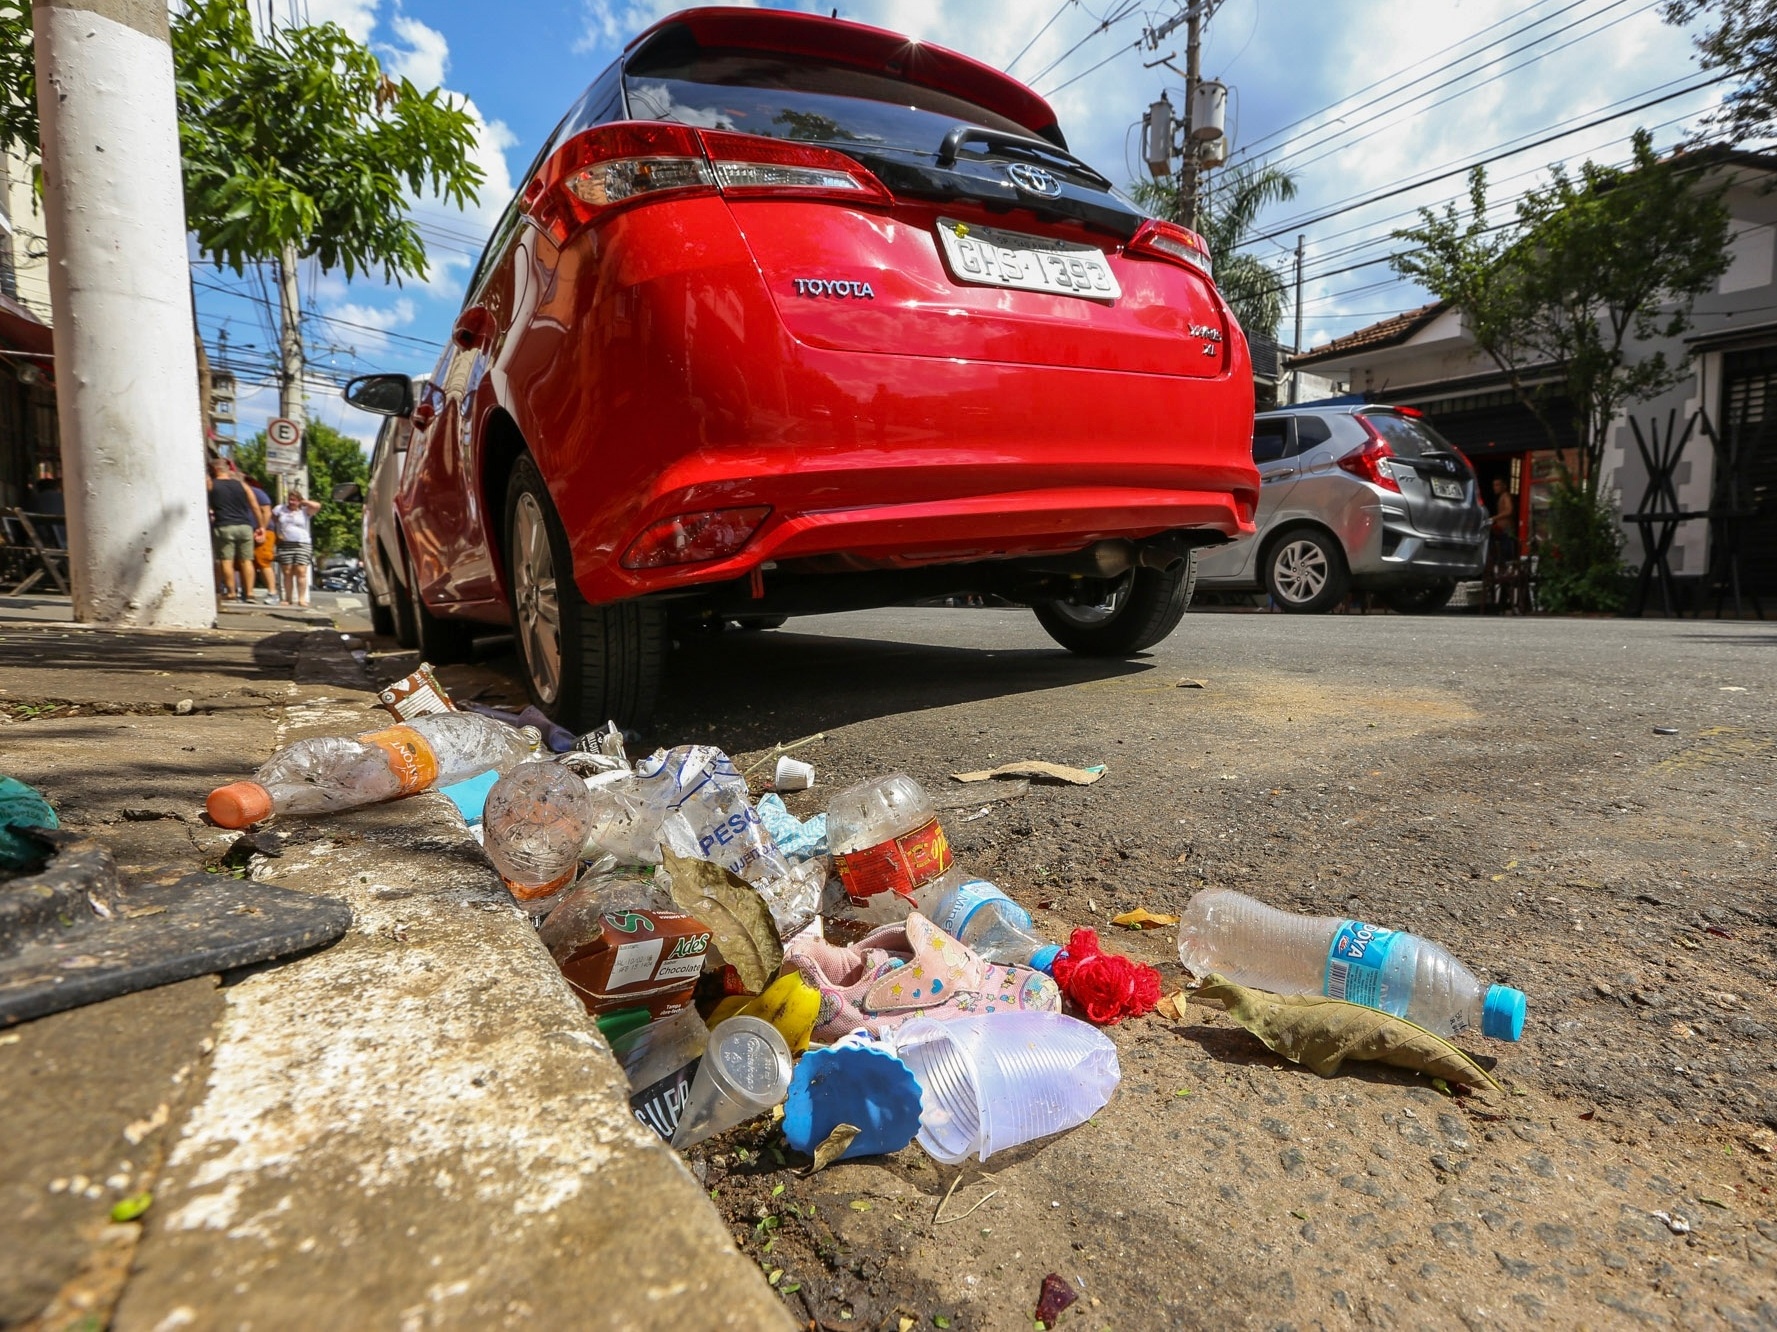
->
1130;159;1297;340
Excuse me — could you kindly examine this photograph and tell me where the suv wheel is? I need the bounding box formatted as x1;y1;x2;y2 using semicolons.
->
1266;529;1349;614
1386;580;1457;614
369;593;397;639
404;544;476;663
506;455;663;730
1033;556;1195;656
387;547;418;649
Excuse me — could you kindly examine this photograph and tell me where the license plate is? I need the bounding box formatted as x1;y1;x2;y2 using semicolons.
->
936;217;1121;301
1430;476;1464;500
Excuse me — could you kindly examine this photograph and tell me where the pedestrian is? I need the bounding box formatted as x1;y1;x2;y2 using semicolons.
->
1486;477;1518;613
273;488;323;607
207;457;267;603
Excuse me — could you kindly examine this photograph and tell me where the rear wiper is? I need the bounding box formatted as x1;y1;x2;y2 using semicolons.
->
935;125;1112;191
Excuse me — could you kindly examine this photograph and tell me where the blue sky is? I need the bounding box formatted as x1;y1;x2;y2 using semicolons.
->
195;0;1730;450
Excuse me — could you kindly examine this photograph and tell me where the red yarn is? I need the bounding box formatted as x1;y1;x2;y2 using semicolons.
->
1050;927;1162;1025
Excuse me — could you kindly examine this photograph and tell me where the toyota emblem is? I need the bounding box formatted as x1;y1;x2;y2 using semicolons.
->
1007;163;1063;197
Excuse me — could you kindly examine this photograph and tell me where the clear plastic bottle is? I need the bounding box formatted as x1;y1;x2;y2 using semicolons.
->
929;879;1060;972
483;762;597;899
827;774;968;923
1177;888;1526;1041
207;712;537;828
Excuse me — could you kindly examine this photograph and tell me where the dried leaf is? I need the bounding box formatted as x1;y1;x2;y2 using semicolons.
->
950;761;1104;786
1196;975;1501;1092
663;850;784;995
1156;991;1188;1021
806;1123;861;1176
1112;907;1179;930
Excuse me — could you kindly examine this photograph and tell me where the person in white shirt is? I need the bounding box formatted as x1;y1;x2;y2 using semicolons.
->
273;490;323;606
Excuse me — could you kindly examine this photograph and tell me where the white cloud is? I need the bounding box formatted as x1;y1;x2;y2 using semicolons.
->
299;0;378;43
383;13;450;90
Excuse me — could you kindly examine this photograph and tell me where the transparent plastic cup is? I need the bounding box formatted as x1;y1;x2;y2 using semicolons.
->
670;1016;794;1151
882;1012;1120;1164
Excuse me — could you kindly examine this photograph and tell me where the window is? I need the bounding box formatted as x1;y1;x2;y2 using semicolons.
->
1252;420;1290;464
1294;416;1332;450
1358;411;1456;460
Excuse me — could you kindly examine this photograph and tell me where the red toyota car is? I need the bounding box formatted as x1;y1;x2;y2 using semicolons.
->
344;6;1257;728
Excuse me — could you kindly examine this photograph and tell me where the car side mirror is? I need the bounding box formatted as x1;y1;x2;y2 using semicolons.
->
331;481;363;504
342;373;414;418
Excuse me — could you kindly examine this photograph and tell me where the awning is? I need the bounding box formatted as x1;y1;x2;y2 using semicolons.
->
0;291;52;358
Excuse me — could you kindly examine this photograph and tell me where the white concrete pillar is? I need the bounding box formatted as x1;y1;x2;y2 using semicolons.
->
33;0;216;626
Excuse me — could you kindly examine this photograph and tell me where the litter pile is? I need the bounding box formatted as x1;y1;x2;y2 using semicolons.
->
199;663;1529;1170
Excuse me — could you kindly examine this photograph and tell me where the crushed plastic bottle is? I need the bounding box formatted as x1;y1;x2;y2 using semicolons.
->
483;762;597;899
929;879;1060;972
207;712;537;828
827;774;967;923
1177;888;1526;1041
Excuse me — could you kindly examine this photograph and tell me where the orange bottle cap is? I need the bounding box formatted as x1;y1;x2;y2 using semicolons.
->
207;781;273;828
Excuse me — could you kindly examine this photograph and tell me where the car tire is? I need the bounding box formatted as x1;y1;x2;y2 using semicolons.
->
369;593;397;639
505;455;664;731
1032;556;1195;656
1265;528;1350;614
381;545;418;649
403;543;476;664
1386;580;1457;614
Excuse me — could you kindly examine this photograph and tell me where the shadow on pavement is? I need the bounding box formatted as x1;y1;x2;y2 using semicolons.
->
650;626;1155;748
0;625;294;679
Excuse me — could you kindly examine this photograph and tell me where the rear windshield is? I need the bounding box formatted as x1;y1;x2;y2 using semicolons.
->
1359;412;1456;460
622;48;1033;152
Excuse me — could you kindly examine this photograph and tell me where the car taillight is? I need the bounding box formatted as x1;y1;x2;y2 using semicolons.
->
1340;417;1402;494
1126;219;1214;277
700;130;891;205
525;123;890;244
622;506;772;570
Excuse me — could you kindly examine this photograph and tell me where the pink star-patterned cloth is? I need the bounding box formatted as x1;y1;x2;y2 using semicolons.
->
786;912;1060;1042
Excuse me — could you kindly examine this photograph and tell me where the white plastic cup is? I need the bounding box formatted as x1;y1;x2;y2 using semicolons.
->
670;1017;793;1150
882;1012;1120;1164
773;755;815;791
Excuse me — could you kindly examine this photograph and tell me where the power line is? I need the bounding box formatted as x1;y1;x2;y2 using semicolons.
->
1024;0;1143;88
1006;0;1075;76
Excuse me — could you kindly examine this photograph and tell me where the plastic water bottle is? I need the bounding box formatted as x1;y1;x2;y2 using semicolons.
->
1176;888;1526;1041
827;774;967;923
207;712;537;827
483;762;597;900
929;879;1060;972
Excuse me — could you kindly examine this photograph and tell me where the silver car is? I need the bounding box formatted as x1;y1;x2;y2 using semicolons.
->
1194;405;1487;613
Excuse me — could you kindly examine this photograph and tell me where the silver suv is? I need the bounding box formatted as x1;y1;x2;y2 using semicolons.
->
1194;405;1486;613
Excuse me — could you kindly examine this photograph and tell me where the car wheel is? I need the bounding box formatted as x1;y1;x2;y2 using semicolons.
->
1386;580;1457;614
1266;529;1349;614
369;592;397;639
1032;556;1196;656
505;455;664;730
403;544;476;664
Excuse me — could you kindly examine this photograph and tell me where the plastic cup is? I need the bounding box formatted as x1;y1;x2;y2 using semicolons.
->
773;756;815;791
670;1016;794;1151
884;1012;1120;1164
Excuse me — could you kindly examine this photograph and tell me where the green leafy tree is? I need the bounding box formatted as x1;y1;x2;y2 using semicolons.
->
1392;130;1732;609
171;0;481;283
0;3;34;164
1663;0;1777;144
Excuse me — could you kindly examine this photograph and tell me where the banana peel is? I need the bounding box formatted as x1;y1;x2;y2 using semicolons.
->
709;972;821;1054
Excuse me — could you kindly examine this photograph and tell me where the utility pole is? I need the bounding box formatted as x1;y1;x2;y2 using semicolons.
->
276;240;303;428
33;0;216;627
1290;234;1305;405
1179;2;1202;231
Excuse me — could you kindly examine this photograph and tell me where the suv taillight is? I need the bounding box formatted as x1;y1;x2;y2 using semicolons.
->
524;123;889;244
1340;417;1402;494
1126;219;1214;277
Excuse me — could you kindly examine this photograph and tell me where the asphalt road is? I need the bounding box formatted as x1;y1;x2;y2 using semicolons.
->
426;603;1776;1329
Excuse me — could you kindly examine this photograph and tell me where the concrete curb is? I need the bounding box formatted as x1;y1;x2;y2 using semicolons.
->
112;778;792;1329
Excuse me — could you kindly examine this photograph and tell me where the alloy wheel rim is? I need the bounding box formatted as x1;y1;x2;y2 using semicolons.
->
513;493;562;704
1050;573;1131;626
1275;539;1329;604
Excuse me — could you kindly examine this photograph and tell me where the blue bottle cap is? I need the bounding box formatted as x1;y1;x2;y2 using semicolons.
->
1029;944;1061;974
1482;985;1526;1041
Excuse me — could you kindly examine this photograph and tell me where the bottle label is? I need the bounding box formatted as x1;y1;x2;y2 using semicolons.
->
359;725;440;795
630;1057;700;1141
934;879;1027;939
834;817;953;908
1324;919;1399;1008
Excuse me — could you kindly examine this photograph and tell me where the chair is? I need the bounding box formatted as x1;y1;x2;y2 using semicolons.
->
0;508;71;595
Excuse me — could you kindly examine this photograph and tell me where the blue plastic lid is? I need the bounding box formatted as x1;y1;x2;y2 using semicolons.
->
1483;985;1526;1041
1029;944;1061;974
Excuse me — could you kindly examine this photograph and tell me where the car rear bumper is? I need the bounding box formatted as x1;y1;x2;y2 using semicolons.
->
1352;519;1486;584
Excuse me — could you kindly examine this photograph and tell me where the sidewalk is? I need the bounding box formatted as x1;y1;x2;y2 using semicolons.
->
0;606;789;1331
